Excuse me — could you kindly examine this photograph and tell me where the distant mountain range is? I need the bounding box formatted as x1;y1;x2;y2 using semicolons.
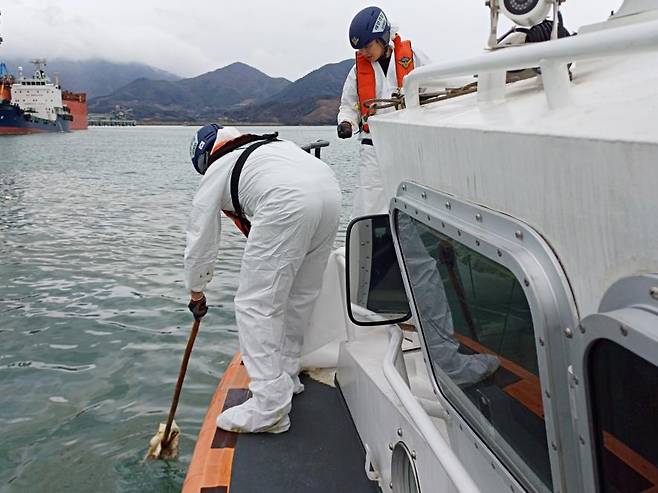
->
3;56;355;125
3;58;180;98
89;62;292;122
227;60;354;125
87;60;354;125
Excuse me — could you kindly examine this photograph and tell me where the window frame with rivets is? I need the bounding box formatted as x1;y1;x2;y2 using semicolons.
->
389;182;582;492
572;275;658;493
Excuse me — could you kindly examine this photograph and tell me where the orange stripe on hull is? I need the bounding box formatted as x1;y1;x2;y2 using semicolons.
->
183;353;250;493
0;127;50;135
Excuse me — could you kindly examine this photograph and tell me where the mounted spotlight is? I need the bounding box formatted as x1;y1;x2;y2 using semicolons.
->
487;0;564;48
500;0;552;27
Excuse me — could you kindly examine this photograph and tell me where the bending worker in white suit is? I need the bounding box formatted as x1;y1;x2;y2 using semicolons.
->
185;124;341;433
337;6;430;217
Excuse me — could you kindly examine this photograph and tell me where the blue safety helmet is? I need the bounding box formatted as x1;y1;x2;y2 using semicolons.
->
189;123;222;175
190;124;242;175
349;6;391;50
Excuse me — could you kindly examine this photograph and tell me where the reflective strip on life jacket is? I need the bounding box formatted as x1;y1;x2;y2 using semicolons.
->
355;35;414;133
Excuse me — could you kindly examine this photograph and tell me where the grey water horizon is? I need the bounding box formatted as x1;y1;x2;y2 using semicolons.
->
0;126;359;492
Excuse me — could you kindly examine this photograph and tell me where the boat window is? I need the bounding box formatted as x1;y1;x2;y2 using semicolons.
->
395;211;551;491
588;339;658;493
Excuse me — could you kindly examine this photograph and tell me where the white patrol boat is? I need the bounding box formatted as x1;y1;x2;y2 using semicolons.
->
184;1;658;492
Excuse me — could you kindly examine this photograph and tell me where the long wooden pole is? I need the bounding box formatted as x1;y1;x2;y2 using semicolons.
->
438;241;479;342
162;318;200;447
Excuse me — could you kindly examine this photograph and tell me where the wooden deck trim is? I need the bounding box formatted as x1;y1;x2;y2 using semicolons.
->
183;353;249;493
455;333;658;488
603;431;658;490
454;333;540;385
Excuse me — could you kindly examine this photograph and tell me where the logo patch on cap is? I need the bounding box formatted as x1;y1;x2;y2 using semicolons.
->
372;12;387;33
351;36;359;47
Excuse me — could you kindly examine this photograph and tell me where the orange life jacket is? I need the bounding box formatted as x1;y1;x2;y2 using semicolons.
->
356;35;415;133
222;210;251;237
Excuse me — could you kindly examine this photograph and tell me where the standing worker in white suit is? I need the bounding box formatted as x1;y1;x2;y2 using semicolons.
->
337;6;430;217
185;124;341;433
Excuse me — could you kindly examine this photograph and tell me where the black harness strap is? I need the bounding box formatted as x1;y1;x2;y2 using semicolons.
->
203;133;280;238
229;138;279;236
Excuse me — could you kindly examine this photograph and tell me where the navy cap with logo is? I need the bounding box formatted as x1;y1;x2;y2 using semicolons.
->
189;123;222;175
349;6;391;50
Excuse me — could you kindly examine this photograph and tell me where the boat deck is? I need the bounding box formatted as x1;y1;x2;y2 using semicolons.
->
183;355;380;493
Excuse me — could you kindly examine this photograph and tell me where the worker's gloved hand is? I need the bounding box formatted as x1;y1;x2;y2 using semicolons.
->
188;295;208;320
337;121;353;139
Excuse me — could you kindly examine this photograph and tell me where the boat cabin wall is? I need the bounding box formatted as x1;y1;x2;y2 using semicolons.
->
370;119;658;319
617;0;658;16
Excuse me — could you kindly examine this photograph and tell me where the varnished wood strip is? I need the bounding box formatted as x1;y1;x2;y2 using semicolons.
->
604;431;658;487
503;379;544;418
200;448;234;489
455;333;658;490
183;354;249;493
229;364;250;390
454;333;540;385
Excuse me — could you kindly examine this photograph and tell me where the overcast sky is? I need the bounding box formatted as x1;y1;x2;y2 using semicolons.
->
2;0;622;81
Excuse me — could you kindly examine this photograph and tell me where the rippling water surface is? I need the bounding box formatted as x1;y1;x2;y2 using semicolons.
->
0;126;359;492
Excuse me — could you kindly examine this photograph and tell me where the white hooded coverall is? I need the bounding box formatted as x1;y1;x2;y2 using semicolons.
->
337;39;430;218
184;139;341;433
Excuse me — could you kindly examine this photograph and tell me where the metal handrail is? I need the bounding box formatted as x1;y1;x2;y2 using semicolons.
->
301;139;330;159
383;326;481;493
404;18;658;109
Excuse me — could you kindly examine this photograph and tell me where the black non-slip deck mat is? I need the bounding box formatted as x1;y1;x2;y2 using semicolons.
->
230;374;381;492
211;388;251;450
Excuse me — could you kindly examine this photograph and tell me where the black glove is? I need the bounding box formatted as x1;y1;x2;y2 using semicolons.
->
188;296;208;320
337;121;353;139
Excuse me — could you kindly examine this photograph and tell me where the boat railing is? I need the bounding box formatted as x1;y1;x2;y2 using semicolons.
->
404;18;658;110
384;326;481;493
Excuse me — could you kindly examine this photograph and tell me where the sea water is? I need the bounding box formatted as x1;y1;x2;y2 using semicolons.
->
0;126;359;492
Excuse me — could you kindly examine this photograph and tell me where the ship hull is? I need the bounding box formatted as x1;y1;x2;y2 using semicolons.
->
62;91;88;130
0;102;70;135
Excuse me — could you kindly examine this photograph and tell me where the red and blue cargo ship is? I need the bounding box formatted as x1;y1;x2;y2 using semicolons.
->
1;13;87;136
0;59;87;135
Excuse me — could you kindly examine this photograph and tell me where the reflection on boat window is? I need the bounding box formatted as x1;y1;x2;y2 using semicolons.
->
364;215;409;314
395;211;551;492
589;340;658;493
349;215;410;320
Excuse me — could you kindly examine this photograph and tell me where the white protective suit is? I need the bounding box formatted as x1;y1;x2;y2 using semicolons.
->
184;139;341;433
397;213;500;387
337;38;430;218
